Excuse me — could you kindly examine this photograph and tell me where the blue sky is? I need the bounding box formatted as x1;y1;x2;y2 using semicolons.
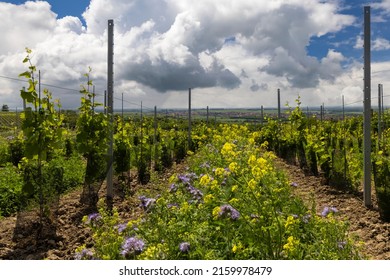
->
7;0;90;20
1;0;390;109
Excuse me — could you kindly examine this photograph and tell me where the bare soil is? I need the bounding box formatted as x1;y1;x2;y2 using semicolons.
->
276;159;390;260
0;160;389;260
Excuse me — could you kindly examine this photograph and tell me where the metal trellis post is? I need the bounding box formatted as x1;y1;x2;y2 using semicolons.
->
107;19;114;207
363;6;372;207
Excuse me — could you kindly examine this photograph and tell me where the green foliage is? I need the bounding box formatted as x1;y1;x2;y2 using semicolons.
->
8;138;24;167
114;118;131;175
76;70;109;190
373;157;390;221
17;48;67;220
0;163;23;217
49;155;86;193
0;139;10;166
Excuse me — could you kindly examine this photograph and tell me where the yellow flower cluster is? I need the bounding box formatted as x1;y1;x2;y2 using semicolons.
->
229;198;239;205
141;243;168;260
284;216;296;229
228;162;238;173
248;155;271;180
199;174;211;186
210;179;220;191
204;194;215;204
283;236;299;253
232;241;244;253
214;167;226;177
221;142;237;160
248;179;257;190
212;206;220;219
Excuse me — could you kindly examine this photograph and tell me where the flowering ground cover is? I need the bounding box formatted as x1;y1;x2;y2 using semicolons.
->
79;124;363;260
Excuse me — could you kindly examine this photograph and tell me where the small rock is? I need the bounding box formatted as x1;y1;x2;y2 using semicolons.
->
26;254;37;260
26;245;35;251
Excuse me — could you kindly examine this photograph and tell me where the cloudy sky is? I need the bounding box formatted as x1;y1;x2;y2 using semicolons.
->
1;0;390;110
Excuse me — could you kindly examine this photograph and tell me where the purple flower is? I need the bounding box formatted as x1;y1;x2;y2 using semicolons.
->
169;183;178;192
179;242;190;253
321;206;338;217
178;174;190;184
74;248;94;260
188;172;198;179
85;213;102;225
139;195;156;211
121;237;145;257
187;184;203;201
290;182;298;187
116;223;127;233
200;162;210;169
219;204;240;221
168;203;179;209
337;241;347;250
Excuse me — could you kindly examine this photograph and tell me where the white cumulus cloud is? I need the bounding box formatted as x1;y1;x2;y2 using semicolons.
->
0;0;377;111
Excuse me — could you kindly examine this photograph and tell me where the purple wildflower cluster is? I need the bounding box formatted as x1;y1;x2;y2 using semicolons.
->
169;183;178;192
321;206;338;217
337;241;347;250
74;248;95;260
116;223;128;234
176;173;204;202
178;173;198;184
187;184;203;201
178;174;191;184
290;182;298;187
219;204;240;221
139;195;156;211
85;213;102;226
179;242;190;253
121;237;145;258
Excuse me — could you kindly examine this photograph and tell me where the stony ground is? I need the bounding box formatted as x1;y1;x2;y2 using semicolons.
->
0;159;389;260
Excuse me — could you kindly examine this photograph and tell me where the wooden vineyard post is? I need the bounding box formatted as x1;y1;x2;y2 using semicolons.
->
107;19;114;208
363;6;372;207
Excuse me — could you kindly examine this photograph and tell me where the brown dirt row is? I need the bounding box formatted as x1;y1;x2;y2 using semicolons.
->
276;159;390;260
